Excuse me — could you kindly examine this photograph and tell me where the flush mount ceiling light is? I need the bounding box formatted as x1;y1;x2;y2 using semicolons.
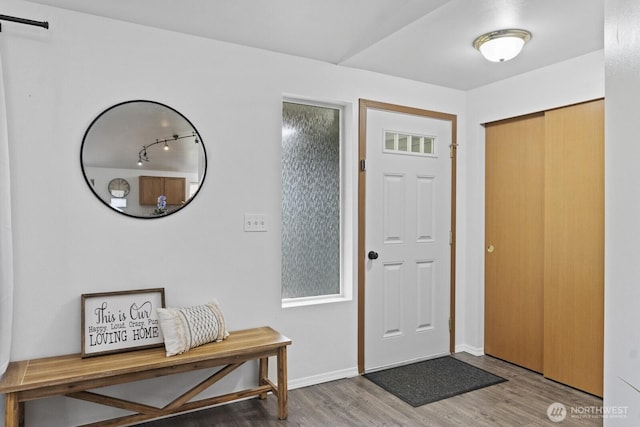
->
473;29;532;62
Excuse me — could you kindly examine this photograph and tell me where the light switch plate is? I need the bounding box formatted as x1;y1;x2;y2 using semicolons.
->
244;213;267;232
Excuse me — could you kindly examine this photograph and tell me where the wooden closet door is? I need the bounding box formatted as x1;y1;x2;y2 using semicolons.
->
485;114;545;373
544;99;604;397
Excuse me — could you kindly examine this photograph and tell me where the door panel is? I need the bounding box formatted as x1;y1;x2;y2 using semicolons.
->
417;176;436;241
382;262;403;337
485;113;545;373
383;173;405;243
364;108;451;371
416;261;435;330
543;100;604;397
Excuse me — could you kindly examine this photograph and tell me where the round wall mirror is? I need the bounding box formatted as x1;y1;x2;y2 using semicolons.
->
81;100;207;218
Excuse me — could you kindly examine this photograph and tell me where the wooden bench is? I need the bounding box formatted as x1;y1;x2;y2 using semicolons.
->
0;326;291;427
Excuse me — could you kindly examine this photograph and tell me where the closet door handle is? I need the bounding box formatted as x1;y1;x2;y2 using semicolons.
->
487;244;495;253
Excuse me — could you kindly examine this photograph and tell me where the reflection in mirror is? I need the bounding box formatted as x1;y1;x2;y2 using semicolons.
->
81;100;206;218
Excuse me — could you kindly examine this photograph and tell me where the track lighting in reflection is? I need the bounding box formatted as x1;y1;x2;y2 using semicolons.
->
136;131;198;166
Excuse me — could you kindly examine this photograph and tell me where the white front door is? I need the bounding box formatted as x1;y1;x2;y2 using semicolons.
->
364;107;452;372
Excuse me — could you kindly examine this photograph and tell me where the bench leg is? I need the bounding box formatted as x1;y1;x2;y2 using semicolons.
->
5;393;23;427
258;357;269;400
277;346;288;420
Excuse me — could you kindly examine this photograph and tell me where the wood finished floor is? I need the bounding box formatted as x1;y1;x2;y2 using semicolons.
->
137;353;603;426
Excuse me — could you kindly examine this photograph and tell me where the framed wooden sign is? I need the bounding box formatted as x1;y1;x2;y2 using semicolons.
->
81;288;165;357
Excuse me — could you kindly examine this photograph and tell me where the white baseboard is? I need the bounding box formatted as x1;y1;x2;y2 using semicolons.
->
454;344;484;356
288;367;360;390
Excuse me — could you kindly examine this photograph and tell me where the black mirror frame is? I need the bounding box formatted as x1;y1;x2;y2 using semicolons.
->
80;100;207;219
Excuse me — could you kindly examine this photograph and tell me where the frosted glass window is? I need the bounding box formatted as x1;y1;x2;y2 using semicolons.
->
398;134;409;151
281;101;341;299
424;138;434;154
384;131;436;156
385;133;396;150
411;136;421;153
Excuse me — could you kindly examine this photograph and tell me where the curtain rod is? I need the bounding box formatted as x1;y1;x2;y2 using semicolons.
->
0;14;49;32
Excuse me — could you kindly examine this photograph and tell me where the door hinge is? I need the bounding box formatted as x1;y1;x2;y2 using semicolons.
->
360;159;367;172
449;317;452;333
449;230;452;245
449;143;458;158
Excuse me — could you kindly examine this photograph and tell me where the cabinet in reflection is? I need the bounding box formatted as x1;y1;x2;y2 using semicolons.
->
139;176;186;206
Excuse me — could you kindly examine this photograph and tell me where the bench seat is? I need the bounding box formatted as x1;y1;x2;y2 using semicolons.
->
0;326;291;427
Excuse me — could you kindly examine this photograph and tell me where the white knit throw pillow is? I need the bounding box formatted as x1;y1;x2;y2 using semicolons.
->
157;300;229;356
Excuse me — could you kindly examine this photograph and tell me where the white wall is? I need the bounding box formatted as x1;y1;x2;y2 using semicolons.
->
604;1;640;425
460;50;604;354
0;1;465;425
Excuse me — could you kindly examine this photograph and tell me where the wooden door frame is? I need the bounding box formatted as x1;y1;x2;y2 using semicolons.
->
357;99;457;374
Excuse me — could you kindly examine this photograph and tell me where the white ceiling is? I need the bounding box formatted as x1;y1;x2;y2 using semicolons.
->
25;0;604;90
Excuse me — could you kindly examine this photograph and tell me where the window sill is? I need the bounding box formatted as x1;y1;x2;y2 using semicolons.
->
282;293;351;309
